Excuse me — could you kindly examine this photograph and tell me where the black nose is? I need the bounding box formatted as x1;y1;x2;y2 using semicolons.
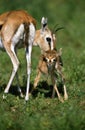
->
46;37;51;42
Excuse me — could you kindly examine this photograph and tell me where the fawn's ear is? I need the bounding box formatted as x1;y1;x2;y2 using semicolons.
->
42;55;45;61
57;48;62;56
41;17;48;32
42;52;47;61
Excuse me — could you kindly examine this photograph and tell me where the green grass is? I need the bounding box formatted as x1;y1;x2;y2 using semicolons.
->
0;0;85;130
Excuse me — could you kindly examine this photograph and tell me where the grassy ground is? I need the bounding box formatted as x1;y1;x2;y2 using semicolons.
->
0;0;85;130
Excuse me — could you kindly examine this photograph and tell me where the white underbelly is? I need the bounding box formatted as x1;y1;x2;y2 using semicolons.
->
0;36;5;50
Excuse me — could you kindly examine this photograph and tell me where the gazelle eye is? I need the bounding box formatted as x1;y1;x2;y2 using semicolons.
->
43;57;48;62
52;58;57;62
46;37;51;42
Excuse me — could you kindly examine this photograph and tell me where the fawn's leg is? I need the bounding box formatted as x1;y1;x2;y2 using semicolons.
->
58;69;68;100
52;87;56;98
51;75;64;102
54;84;64;102
34;69;41;88
63;84;68;100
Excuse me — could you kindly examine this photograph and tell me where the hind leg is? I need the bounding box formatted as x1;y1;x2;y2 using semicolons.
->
3;43;20;99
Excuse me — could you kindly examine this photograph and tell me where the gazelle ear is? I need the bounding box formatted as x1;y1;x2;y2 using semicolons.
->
53;34;56;41
41;17;48;32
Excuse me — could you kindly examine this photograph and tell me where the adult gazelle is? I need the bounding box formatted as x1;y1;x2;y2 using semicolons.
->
0;10;36;101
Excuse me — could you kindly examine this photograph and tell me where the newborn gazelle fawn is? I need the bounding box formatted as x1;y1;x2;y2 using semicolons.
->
34;49;68;102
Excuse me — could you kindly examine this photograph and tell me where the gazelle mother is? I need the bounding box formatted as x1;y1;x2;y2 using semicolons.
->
0;10;56;101
0;10;36;101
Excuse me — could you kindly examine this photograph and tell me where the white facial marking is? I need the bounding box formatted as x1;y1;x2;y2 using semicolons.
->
51;41;54;50
51;58;56;62
46;58;49;62
45;34;54;50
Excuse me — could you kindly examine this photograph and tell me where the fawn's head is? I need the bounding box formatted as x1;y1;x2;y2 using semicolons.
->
42;49;62;70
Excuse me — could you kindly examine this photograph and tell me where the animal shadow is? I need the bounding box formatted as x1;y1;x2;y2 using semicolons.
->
0;81;64;99
31;81;64;98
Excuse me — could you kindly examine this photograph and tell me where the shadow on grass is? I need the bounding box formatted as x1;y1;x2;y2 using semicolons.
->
0;81;64;98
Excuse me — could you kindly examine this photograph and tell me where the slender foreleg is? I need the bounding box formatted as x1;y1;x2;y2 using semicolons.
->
51;74;64;102
54;83;64;102
57;68;68;100
63;84;68;100
52;87;56;98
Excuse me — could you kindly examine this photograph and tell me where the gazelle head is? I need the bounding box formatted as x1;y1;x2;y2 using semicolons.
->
41;17;56;50
42;49;62;70
33;17;56;52
34;17;64;53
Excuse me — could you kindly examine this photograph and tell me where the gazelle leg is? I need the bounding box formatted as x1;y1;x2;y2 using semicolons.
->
3;44;19;99
54;84;64;103
63;85;68;100
61;74;68;100
51;76;56;98
57;68;68;100
25;23;35;101
15;72;24;98
51;75;63;102
34;70;41;89
25;44;32;101
52;87;56;98
14;48;23;98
